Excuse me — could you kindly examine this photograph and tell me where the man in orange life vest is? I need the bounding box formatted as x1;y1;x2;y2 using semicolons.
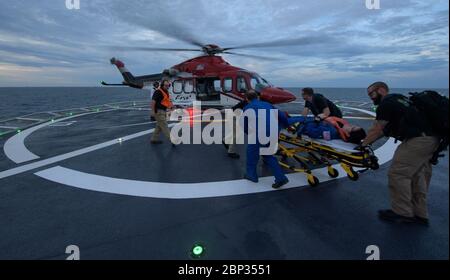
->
151;79;174;145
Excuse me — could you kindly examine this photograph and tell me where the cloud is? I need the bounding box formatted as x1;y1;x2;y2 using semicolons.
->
0;0;447;88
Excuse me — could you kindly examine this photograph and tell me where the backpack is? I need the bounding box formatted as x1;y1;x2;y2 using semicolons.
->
381;94;425;142
409;91;449;165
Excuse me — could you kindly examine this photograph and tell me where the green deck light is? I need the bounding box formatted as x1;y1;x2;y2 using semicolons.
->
17;129;21;133
191;244;205;258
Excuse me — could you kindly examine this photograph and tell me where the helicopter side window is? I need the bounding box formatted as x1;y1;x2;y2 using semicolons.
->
184;79;194;93
223;78;232;93
213;80;222;92
237;77;247;93
173;80;183;94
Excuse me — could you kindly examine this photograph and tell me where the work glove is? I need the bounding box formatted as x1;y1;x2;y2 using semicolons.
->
314;116;322;123
287;123;300;133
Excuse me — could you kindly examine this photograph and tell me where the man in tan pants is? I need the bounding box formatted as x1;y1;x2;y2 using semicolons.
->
361;82;439;226
388;136;439;221
151;79;174;145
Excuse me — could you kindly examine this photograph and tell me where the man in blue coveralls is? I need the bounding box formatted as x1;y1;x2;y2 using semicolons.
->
242;90;289;189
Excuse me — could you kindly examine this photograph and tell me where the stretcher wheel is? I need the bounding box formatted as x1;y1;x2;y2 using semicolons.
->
347;169;359;181
307;176;319;187
371;157;379;170
371;162;379;170
327;167;339;178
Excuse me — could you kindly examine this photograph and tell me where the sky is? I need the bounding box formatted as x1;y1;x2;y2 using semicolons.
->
0;0;448;88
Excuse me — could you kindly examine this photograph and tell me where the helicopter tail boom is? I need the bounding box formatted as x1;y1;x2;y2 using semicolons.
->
109;57;143;88
108;57;164;89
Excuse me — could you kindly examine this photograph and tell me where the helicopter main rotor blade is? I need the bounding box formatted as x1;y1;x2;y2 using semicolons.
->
222;51;280;61
128;12;206;48
111;3;205;48
108;46;203;52
150;21;206;48
223;36;327;50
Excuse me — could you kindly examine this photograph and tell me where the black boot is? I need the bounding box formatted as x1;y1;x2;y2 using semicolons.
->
272;179;289;189
228;153;240;159
378;209;416;224
414;216;430;226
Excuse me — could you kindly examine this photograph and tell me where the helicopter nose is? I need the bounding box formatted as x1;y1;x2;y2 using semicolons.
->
259;87;296;104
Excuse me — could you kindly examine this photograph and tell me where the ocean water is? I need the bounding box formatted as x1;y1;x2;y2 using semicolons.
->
0;87;146;120
0;87;448;120
287;87;449;101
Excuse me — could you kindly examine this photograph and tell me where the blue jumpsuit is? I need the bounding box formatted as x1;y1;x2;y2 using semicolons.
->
285;116;340;140
243;100;288;184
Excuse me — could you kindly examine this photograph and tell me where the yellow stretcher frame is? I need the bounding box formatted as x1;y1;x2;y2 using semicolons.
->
277;133;379;187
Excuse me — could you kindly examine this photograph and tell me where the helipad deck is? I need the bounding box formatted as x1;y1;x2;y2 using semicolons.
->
0;100;448;260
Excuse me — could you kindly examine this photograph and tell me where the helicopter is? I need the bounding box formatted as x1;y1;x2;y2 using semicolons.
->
102;28;324;107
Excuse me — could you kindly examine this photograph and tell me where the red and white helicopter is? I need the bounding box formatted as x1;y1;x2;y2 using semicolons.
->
103;30;321;107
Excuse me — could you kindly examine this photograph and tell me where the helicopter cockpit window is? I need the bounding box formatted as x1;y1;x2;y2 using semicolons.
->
184;80;194;93
173;80;183;94
250;77;259;89
223;78;232;92
237;77;247;93
254;74;271;87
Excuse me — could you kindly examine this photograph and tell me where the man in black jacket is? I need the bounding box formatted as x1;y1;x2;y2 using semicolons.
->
301;87;342;119
361;81;439;226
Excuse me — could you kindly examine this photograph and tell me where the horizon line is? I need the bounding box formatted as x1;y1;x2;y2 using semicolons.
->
0;86;448;90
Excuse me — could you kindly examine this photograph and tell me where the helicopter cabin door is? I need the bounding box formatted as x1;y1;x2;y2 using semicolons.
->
219;76;241;106
171;79;196;106
194;77;221;102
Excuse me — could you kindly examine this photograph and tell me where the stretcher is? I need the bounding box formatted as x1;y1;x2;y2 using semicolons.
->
277;131;379;187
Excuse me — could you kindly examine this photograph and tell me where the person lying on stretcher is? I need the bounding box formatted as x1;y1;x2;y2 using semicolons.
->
281;115;367;144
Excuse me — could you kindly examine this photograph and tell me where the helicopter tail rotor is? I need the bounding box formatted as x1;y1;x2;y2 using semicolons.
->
107;57;184;89
109;57;143;88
